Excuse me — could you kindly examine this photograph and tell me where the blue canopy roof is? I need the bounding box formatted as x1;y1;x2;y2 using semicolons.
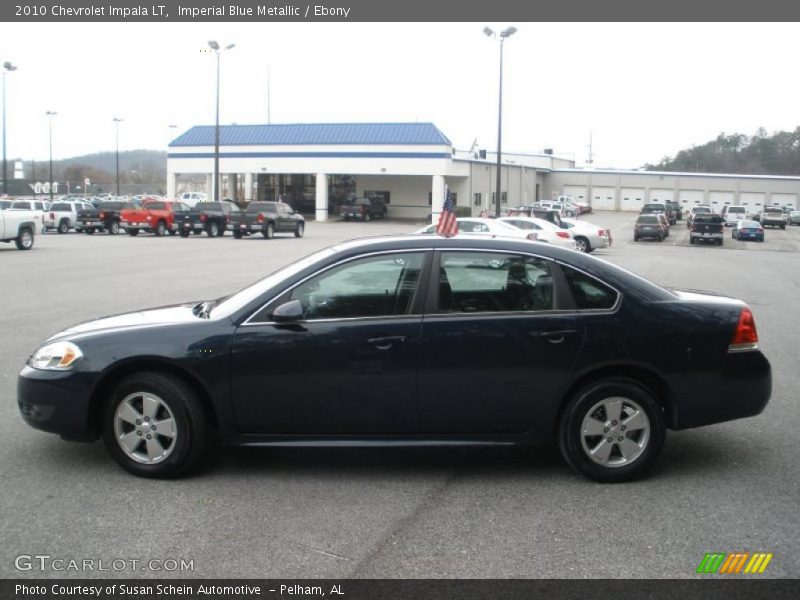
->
170;122;452;147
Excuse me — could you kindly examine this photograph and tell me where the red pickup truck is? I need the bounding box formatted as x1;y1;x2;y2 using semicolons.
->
119;200;191;236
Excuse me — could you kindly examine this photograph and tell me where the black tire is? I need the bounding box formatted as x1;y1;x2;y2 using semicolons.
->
558;378;666;483
364;212;372;222
574;236;590;253
233;230;243;239
717;239;723;246
154;220;167;237
262;222;275;239
86;227;96;235
179;229;190;238
207;221;220;238
192;230;201;235
168;229;176;237
633;236;639;242
658;234;664;242
689;237;695;244
58;220;69;234
344;215;350;222
108;220;120;235
15;227;34;250
294;222;305;238
101;371;211;479
127;228;139;236
781;225;786;230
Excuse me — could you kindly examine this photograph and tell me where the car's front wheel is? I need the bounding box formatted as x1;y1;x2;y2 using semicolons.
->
558;378;665;482
102;372;210;478
294;222;305;238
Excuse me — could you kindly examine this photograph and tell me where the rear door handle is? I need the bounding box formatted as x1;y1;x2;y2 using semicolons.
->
367;335;407;350
533;329;578;344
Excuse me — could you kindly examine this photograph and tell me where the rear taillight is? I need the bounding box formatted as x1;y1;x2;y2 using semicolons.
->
597;229;606;236
256;213;264;223
556;231;570;239
49;212;54;220
361;206;366;214
200;214;207;222
729;307;759;352
99;211;105;219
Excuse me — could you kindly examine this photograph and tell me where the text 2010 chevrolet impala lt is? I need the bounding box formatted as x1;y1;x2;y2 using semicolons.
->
18;236;771;482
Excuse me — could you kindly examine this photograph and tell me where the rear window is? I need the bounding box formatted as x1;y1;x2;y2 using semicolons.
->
727;207;745;212
196;202;221;211
12;202;31;209
693;207;711;213
694;214;723;223
51;203;72;211
637;215;659;223
247;202;276;213
144;202;165;210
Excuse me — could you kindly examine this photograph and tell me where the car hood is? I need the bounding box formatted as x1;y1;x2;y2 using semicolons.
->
49;303;202;341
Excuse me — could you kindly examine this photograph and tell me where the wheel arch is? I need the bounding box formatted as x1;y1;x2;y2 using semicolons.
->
555;364;676;432
87;358;220;438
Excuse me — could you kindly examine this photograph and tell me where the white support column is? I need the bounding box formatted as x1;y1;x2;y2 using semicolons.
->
167;172;178;199
205;174;213;198
315;173;328;222
431;175;445;224
244;173;254;202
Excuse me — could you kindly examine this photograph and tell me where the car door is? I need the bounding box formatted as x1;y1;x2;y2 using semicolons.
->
230;250;430;434
417;250;585;434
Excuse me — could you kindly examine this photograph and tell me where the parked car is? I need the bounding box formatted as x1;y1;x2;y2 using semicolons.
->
174;201;242;238
686;205;713;229
721;205;749;227
17;235;771;482
178;192;207;208
731;220;764;242
44;200;95;234
633;215;665;242
689;213;724;246
339;198;387;221
666;201;682;221
0;208;37;250
120;200;191;236
788;210;800;226
641;203;676;226
415;217;540;242
228;201;305;239
558;218;612;253
77;200;137;235
497;216;578;250
760;206;787;229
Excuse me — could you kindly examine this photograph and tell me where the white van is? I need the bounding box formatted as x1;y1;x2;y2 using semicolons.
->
178;192;207;208
721;205;748;226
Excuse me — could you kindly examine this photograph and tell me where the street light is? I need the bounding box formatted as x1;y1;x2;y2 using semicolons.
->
113;117;123;196
484;26;517;218
208;40;235;202
46;111;57;201
3;61;17;195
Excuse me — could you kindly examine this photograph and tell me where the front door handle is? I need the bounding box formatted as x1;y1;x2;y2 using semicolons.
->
367;335;406;350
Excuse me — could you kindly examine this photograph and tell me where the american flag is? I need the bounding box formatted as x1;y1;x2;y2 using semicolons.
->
436;187;458;237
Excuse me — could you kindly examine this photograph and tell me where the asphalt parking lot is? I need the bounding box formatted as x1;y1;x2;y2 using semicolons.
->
1;211;798;579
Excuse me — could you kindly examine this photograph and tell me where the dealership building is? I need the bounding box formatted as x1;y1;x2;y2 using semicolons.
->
167;122;800;220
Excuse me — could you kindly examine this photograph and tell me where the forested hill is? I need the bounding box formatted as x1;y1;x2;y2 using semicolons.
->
645;128;800;175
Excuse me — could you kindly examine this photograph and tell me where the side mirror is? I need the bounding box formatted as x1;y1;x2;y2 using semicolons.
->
271;299;304;323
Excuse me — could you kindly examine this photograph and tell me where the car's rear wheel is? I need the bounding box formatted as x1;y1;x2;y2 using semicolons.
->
179;228;190;238
86;227;96;235
262;223;274;239
58;220;69;234
294;222;305;238
365;212;372;222
154;220;167;237
207;221;219;237
102;372;210;479
559;378;665;483
109;220;120;235
574;236;590;253
127;228;139;236
233;230;243;239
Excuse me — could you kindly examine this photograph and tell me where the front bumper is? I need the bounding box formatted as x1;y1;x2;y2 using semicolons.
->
17;366;96;442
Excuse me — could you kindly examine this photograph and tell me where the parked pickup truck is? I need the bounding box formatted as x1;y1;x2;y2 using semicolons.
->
77;200;137;235
340;198;387;221
0;209;37;250
175;201;242;238
641;203;676;225
760;206;787;229
228;201;305;239
120;200;191;236
689;213;724;246
45;200;95;234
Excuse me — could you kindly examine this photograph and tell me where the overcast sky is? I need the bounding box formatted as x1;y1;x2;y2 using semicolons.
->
1;22;798;168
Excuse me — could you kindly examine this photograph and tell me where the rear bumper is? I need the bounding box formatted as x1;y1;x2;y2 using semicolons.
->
690;231;723;240
670;350;771;430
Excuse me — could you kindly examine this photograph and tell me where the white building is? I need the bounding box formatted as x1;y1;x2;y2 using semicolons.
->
167;122;800;219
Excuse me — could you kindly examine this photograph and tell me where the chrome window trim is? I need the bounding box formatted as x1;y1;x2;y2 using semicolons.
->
241;248;433;327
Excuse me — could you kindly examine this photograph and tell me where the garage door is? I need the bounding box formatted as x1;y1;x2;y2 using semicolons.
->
678;190;705;214
590;186;616;211
739;192;765;216
770;193;797;210
562;186;587;203
709;191;734;213
620;188;645;212
650;188;674;204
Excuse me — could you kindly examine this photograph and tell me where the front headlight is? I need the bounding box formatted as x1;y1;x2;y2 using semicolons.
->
30;341;84;371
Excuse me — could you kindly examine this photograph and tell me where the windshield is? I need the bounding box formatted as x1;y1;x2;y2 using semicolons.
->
211;247;338;318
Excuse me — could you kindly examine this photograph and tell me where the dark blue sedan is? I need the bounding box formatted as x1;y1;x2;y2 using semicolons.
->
732;220;765;241
18;235;771;482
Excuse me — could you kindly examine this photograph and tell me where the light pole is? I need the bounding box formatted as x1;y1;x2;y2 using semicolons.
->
208;40;235;202
484;26;517;218
3;61;17;195
113;117;123;196
46;111;57;201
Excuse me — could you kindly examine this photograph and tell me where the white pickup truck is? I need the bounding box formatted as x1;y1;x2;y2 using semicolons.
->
0;209;37;250
44;199;95;233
